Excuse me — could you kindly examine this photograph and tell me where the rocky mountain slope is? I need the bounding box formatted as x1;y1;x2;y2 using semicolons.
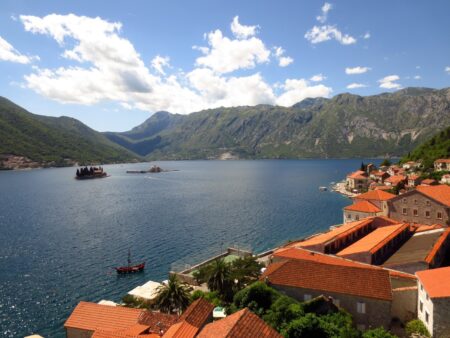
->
104;87;450;160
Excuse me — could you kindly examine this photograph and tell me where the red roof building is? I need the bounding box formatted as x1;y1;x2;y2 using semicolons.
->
197;308;282;338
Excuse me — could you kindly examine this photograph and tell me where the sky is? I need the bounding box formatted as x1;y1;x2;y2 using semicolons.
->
0;1;449;132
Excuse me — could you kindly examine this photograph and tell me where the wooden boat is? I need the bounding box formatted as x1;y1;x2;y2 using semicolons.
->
115;250;145;274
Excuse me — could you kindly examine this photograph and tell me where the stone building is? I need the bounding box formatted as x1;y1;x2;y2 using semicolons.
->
343;190;395;223
416;267;450;338
264;248;417;330
387;185;450;226
434;159;450;171
346;170;370;193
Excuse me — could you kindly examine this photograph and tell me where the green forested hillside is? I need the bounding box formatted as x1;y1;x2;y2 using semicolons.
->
401;126;450;168
0;97;139;166
104;87;450;160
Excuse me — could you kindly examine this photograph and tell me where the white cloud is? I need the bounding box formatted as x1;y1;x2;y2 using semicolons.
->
310;74;326;82
363;32;370;39
151;55;170;75
305;25;356;45
19;14;332;114
230;16;258;39
346;83;367;89
276;79;332;106
445;66;450;74
316;3;333;23
378;75;401;89
414;75;421;80
0;35;35;64
195;29;270;74
345;66;371;74
273;46;293;67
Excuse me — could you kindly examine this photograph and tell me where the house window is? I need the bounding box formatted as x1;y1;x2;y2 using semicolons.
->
425;311;429;323
403;198;407;204
347;213;351;219
437;212;442;219
355;215;360;221
420;284;423;291
402;208;407;215
420;301;423;312
304;294;312;301
357;302;366;314
426;293;429;301
414;199;418;204
413;209;418;216
425;211;430;218
426;201;431;206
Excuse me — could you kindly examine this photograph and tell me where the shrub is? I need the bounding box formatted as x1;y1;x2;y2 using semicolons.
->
263;295;304;331
232;281;281;316
362;327;397;338
405;320;430;337
282;313;328;338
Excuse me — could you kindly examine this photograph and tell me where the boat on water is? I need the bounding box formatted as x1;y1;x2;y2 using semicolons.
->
319;186;328;191
115;250;145;274
75;166;107;180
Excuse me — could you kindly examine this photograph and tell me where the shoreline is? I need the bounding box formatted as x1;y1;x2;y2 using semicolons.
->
331;181;357;198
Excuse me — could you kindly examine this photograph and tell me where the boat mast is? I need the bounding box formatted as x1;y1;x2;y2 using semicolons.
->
127;249;131;267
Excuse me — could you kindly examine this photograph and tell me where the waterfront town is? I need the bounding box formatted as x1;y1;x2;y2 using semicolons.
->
22;158;448;338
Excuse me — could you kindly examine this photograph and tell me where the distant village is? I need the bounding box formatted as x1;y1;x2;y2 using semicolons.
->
27;159;450;338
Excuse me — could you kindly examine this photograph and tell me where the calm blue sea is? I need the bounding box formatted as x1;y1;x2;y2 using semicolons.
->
0;159;377;337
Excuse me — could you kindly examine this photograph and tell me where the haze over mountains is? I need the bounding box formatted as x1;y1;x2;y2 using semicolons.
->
1;87;449;168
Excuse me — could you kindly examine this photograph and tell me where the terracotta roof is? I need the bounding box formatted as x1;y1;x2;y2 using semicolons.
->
385;175;406;185
162;298;214;338
64;302;142;331
416;267;450;298
92;324;158;338
337;223;409;256
374;186;392;191
297;217;399;248
197;308;282;338
138;311;178;334
262;259;392;301
435;159;450;163
408;174;420;180
296;218;373;247
347;170;368;180
274;247;416;282
416;185;450;206
420;179;437;185
413;224;443;233
344;200;381;213
355;190;396;201
425;228;450;264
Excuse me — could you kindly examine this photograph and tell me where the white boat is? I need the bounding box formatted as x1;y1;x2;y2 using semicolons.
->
319;186;328;191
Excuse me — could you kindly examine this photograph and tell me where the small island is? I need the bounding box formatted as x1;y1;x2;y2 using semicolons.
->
126;164;178;174
75;166;107;180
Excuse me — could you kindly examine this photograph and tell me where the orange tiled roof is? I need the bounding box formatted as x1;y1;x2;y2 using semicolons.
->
92;324;158;338
416;267;450;298
197;308;282;338
435;159;450;163
337;223;409;256
425;228;450;264
162;298;214;338
416;184;450;206
413;224;443;233
420;179;437;185
385;175;406;185
64;302;143;331
374;186;392;191
274;247;416;281
347;170;368;180
344;200;381;213
262;259;392;301
355;190;396;201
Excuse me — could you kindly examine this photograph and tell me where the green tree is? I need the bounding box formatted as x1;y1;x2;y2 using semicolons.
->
405;320;430;337
282;313;328;338
230;256;264;290
380;158;391;167
263;295;304;331
191;290;222;307
362;327;397;338
232;281;281;316
154;275;192;314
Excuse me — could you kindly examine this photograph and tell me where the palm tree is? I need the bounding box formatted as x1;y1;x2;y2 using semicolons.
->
154;274;192;314
206;258;232;297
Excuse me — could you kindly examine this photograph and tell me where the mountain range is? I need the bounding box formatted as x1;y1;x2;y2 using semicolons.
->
104;87;450;160
1;87;449;169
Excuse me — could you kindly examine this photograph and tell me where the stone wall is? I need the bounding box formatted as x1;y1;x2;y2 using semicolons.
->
388;190;450;226
271;284;391;330
391;287;417;324
432;298;450;338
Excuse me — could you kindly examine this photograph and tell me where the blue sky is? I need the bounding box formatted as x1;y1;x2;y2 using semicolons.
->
0;0;449;131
